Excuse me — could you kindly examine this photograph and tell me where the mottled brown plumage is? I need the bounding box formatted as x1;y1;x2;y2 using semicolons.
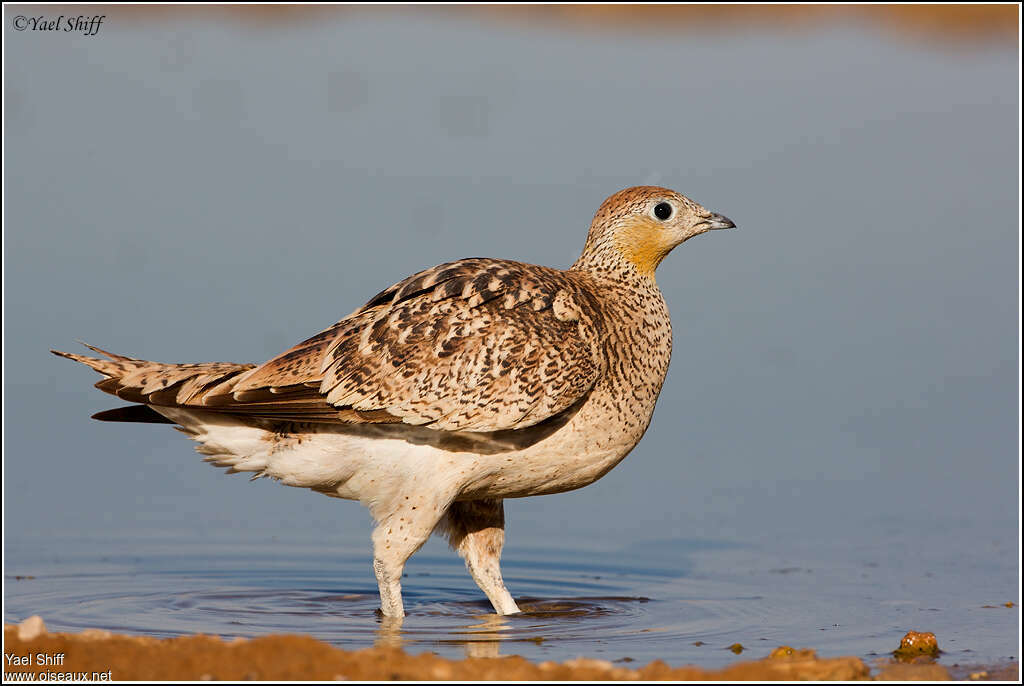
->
230;258;604;432
53;185;735;619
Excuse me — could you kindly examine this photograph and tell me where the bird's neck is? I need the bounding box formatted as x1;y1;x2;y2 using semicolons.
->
571;250;673;382
571;241;660;287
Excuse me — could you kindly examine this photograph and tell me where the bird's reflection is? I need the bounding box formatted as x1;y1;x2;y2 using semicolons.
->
461;612;510;658
374;614;405;649
374;609;513;658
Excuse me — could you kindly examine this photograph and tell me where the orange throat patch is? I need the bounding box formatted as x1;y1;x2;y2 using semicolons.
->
614;218;672;276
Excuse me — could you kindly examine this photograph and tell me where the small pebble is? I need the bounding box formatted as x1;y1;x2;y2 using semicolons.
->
729;643;744;654
893;630;940;659
17;616;46;641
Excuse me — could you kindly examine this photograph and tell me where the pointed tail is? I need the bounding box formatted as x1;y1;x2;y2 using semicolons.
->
51;343;256;415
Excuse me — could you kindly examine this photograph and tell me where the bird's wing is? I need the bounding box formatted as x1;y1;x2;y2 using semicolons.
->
219;258;604;432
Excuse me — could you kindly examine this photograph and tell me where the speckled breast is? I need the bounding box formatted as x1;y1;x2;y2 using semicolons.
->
460;277;674;500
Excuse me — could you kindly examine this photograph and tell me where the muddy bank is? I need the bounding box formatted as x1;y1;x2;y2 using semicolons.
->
7;622;1002;681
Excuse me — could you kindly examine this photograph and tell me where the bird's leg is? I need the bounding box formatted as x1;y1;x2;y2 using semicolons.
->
439;499;521;615
372;554;406;619
371;490;455;618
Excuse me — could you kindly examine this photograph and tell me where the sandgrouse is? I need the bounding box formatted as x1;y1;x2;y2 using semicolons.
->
53;186;735;618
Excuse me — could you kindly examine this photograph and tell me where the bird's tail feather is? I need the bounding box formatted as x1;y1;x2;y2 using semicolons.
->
91;405;175;424
51;342;256;408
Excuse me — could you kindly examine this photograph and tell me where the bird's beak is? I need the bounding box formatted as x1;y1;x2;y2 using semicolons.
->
704;212;736;230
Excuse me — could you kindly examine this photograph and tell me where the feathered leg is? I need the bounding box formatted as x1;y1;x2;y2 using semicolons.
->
371;488;457;618
440;499;520;615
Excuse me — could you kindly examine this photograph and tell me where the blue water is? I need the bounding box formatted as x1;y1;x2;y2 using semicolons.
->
3;6;1018;673
4;515;1017;669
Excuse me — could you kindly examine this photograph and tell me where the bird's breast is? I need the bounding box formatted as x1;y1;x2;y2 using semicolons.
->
460;284;674;499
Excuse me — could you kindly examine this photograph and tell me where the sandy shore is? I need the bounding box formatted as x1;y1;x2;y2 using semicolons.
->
5;620;1017;681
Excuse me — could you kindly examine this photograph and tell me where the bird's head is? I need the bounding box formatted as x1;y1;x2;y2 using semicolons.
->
576;186;735;277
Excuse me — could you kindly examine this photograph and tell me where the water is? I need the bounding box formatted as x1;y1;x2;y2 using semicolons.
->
3;6;1018;674
5;518;1017;669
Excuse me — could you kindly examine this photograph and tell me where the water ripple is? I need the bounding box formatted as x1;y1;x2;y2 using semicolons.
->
3;540;785;665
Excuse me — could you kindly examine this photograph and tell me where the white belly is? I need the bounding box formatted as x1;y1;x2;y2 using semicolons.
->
155;394;647;521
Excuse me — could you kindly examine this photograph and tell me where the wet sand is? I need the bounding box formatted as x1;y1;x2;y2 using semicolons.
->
4;621;1017;681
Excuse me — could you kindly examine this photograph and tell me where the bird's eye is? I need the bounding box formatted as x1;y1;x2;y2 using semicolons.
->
653;202;673;221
